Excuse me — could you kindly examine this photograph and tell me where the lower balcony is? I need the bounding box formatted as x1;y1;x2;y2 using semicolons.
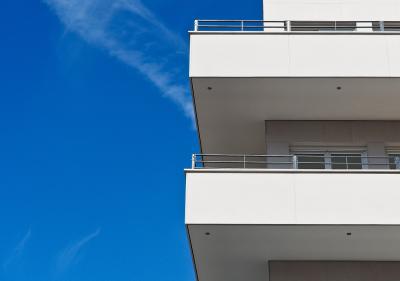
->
185;156;400;281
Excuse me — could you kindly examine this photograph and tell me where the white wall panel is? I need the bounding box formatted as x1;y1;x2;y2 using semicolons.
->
263;0;400;21
185;173;296;224
190;34;290;77
288;35;389;76
186;171;400;224
190;34;400;77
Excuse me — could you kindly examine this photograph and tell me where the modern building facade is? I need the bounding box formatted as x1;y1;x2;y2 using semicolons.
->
186;1;400;280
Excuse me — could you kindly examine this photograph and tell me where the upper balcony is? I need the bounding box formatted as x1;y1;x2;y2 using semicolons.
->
190;20;400;77
189;20;400;156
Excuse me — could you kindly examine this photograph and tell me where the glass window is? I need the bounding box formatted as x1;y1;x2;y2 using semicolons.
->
291;21;356;31
331;154;362;170
372;21;400;31
389;154;400;170
383;21;400;31
292;149;367;170
296;154;325;169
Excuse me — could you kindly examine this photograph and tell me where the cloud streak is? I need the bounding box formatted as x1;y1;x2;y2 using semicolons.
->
44;0;194;121
3;228;31;270
56;228;101;272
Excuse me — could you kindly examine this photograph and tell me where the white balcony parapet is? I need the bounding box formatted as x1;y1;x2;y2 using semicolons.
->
194;20;400;32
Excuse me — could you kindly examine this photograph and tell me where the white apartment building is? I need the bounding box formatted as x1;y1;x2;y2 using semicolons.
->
185;1;400;280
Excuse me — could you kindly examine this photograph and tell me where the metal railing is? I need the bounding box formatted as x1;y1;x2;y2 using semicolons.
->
191;154;400;170
194;20;400;32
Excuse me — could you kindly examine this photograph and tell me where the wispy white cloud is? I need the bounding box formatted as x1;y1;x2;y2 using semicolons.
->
44;0;194;122
56;228;101;273
3;228;31;270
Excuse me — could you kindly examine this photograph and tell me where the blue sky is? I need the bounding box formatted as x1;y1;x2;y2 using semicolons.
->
0;1;261;280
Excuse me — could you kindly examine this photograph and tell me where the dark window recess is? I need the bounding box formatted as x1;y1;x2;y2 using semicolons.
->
291;21;356;31
372;21;382;31
372;21;400;31
296;154;325;169
389;155;400;170
331;154;362;170
383;21;400;31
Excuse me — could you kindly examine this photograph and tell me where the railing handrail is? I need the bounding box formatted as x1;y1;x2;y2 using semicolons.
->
193;19;400;32
194;153;396;158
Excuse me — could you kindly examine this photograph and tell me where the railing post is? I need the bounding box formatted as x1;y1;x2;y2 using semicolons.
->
324;152;332;169
292;155;298;169
286;20;291;32
396;156;400;170
192;154;196;169
361;154;368;170
194;19;199;32
380;21;385;31
241;20;244;31
243;154;246;168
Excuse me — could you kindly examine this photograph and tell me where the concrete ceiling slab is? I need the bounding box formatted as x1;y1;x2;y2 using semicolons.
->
192;77;400;154
189;224;400;281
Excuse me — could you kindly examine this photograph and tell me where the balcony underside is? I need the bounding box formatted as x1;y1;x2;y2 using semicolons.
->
192;77;400;155
188;225;400;281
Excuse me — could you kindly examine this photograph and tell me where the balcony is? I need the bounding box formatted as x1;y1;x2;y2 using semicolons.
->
187;153;400;225
190;20;400;77
186;153;400;281
189;21;400;156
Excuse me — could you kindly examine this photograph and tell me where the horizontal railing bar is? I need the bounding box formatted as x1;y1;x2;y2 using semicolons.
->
198;25;378;27
195;154;394;159
194;154;293;157
197;20;286;22
197;20;381;23
197;25;285;29
197;161;392;165
199;24;379;27
199;24;386;26
198;161;294;164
